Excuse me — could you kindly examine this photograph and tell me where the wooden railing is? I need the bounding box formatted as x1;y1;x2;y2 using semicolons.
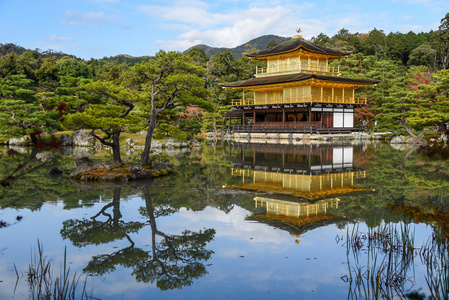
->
232;96;367;106
229;124;360;134
256;64;340;76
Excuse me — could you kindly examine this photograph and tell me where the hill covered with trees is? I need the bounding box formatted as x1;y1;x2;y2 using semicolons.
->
186;34;291;58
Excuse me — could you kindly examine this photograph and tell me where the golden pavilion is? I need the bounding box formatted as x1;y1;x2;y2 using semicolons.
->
221;30;378;134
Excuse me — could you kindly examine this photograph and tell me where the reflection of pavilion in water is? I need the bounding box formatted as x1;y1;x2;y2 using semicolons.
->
225;143;373;237
226;143;371;200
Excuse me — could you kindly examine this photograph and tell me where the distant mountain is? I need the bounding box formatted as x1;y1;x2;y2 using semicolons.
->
0;42;80;60
186;34;292;58
1;34;291;62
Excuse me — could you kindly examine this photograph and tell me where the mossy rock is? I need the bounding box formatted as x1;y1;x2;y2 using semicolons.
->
71;160;172;181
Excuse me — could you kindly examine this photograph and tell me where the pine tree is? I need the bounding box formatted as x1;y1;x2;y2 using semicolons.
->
0;75;60;137
64;81;142;164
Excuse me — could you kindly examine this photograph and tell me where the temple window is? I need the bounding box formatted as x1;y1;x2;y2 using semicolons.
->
302;61;307;70
320;64;325;72
291;62;297;70
270;64;276;72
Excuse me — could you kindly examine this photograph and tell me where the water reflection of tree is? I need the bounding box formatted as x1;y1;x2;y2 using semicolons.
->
133;186;215;290
61;184;215;290
61;187;144;247
1;149;106;210
335;143;449;224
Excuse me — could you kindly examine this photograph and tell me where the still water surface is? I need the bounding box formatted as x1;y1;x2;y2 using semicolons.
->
0;141;447;299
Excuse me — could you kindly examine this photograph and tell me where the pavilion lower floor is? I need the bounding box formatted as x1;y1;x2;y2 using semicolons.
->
226;106;360;134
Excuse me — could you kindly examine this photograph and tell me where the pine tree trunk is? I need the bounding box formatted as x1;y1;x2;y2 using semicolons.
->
112;131;122;164
139;111;157;166
112;187;122;226
139;80;157;167
143;186;158;259
400;117;417;137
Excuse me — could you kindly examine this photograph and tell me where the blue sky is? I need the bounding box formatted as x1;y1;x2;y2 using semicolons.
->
1;0;447;60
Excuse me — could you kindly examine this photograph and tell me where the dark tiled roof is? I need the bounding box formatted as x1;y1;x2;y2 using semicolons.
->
246;38;351;58
220;73;379;88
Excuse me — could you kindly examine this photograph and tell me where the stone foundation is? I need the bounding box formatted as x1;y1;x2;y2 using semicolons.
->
223;132;389;144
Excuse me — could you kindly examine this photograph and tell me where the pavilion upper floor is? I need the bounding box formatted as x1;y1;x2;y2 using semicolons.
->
245;37;352;78
221;73;379;107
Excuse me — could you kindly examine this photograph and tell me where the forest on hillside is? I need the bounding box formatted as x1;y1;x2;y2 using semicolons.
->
0;12;448;148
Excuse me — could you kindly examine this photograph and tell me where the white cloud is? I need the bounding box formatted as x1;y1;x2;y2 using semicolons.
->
151;5;295;50
48;34;75;42
175;206;291;244
138;0;444;53
63;9;120;26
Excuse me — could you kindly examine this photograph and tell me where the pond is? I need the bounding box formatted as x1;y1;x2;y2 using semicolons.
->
0;141;448;299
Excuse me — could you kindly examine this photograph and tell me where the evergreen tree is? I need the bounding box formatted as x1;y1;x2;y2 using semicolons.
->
64;81;142;164
36;57;59;89
408;69;449;130
0;75;60;137
131;50;212;166
431;13;449;69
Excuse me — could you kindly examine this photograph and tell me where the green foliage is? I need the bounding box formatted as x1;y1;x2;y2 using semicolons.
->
0;52;20;77
64;80;144;163
375;91;417;133
131;50;212;165
93;61;128;83
0;43;27;56
408;69;449;129
0;75;60;137
310;33;330;46
132;50;212;111
99;54;150;66
58;56;90;78
431;13;449;69
64;104;139;132
408;44;436;67
36;57;60;89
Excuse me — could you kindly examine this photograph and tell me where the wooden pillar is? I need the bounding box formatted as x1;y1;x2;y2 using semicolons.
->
282;108;285;124
320;111;323;128
321;86;323;102
342;88;345;103
309;107;312;127
242;114;245;125
253;109;256;125
242;90;245;105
